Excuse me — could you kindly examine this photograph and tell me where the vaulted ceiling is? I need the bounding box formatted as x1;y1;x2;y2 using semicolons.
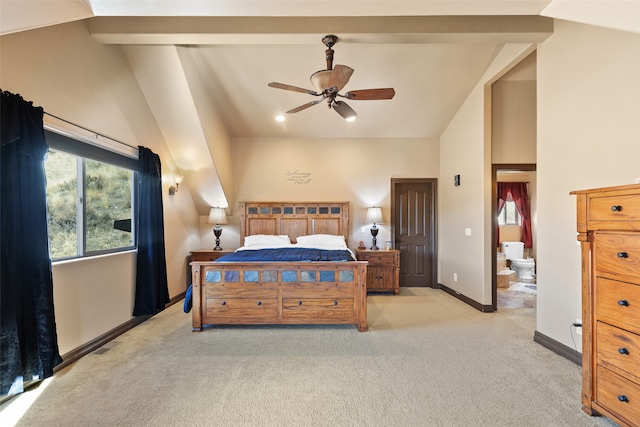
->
2;0;637;211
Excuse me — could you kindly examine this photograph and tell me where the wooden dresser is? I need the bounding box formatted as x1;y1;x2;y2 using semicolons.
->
356;248;400;294
571;183;640;427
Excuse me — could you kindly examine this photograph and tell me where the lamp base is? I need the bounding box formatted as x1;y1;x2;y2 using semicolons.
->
370;226;379;250
213;227;223;250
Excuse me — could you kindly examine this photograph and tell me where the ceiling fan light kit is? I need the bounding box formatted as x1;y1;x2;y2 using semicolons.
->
310;70;333;92
268;34;395;120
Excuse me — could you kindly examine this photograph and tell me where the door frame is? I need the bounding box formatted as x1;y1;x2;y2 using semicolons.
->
491;164;536;311
391;178;438;288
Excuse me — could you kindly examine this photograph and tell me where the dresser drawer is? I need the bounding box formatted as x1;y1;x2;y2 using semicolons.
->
281;283;354;299
357;251;397;266
589;193;640;224
205;283;278;299
595;233;640;281
596;321;640;383
282;298;354;318
596;365;640;424
595;277;640;334
205;298;278;318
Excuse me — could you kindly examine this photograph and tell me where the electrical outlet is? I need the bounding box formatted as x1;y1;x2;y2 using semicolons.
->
361;226;366;233
636;178;640;184
575;318;582;335
453;273;458;282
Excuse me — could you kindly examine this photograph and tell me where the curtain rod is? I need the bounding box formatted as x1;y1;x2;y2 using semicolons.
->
44;111;137;151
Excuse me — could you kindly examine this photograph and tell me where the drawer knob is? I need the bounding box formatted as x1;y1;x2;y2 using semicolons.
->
618;347;630;355
618;395;629;403
611;205;623;212
617;251;629;258
298;301;302;306
618;299;630;307
221;301;226;306
257;301;262;306
333;301;338;305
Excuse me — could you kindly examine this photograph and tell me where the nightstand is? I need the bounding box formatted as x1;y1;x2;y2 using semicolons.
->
356;248;400;294
190;249;234;262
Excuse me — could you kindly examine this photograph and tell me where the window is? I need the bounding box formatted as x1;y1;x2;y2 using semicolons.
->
498;200;521;226
44;130;137;260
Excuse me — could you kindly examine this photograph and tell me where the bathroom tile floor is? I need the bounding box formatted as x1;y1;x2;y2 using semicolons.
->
498;280;536;308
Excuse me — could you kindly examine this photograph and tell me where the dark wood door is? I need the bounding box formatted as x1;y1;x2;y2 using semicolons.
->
392;179;437;287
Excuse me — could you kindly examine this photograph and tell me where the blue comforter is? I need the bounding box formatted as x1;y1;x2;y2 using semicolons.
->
215;247;354;262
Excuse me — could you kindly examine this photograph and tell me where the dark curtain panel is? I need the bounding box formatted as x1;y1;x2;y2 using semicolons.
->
133;146;169;316
497;182;533;249
0;91;62;398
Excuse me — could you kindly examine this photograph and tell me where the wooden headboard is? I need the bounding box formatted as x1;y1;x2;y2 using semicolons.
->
240;202;350;245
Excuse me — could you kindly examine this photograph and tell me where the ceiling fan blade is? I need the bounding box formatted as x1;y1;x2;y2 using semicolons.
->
332;100;357;120
344;88;396;100
286;99;323;113
327;65;354;92
268;82;319;96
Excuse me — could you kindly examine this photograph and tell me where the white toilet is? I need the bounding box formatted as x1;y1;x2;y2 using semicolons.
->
500;241;535;280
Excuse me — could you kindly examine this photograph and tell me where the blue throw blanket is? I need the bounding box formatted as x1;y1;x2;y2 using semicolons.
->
183;283;193;313
215;247;354;262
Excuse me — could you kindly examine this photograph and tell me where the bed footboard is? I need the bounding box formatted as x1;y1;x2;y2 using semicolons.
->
190;261;368;332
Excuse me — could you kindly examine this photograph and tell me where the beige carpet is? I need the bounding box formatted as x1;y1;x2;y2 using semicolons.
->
1;288;618;427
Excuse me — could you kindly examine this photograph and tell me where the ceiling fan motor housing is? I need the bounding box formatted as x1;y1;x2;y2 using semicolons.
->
322;35;338;70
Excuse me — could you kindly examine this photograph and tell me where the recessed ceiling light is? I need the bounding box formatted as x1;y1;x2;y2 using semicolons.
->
275;115;286;122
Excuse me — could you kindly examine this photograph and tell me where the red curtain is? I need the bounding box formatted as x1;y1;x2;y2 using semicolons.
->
497;182;532;248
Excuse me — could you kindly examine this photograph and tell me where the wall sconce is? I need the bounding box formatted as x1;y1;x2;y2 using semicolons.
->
168;175;183;196
207;207;229;250
365;206;383;250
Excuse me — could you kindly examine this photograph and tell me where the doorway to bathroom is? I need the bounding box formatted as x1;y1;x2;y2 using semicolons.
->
491;164;536;311
489;49;537;311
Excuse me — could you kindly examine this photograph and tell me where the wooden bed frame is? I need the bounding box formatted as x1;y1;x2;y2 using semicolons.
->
190;201;368;332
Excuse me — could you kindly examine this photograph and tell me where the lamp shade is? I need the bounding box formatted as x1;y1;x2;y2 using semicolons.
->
207;207;228;225
365;207;383;225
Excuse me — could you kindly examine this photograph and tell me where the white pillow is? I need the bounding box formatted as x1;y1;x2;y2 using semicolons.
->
295;234;347;249
243;234;291;247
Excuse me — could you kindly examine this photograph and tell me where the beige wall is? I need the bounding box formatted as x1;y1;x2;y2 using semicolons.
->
211;137;440;250
498;226;521;243
440;19;640;351
492;80;537;164
536;20;640;351
52;253;135;354
439;43;536;305
0;20;201;355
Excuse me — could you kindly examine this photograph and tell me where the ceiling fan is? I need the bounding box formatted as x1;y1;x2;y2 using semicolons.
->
268;34;395;121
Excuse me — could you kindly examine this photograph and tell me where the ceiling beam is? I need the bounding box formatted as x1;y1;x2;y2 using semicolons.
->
90;16;554;45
